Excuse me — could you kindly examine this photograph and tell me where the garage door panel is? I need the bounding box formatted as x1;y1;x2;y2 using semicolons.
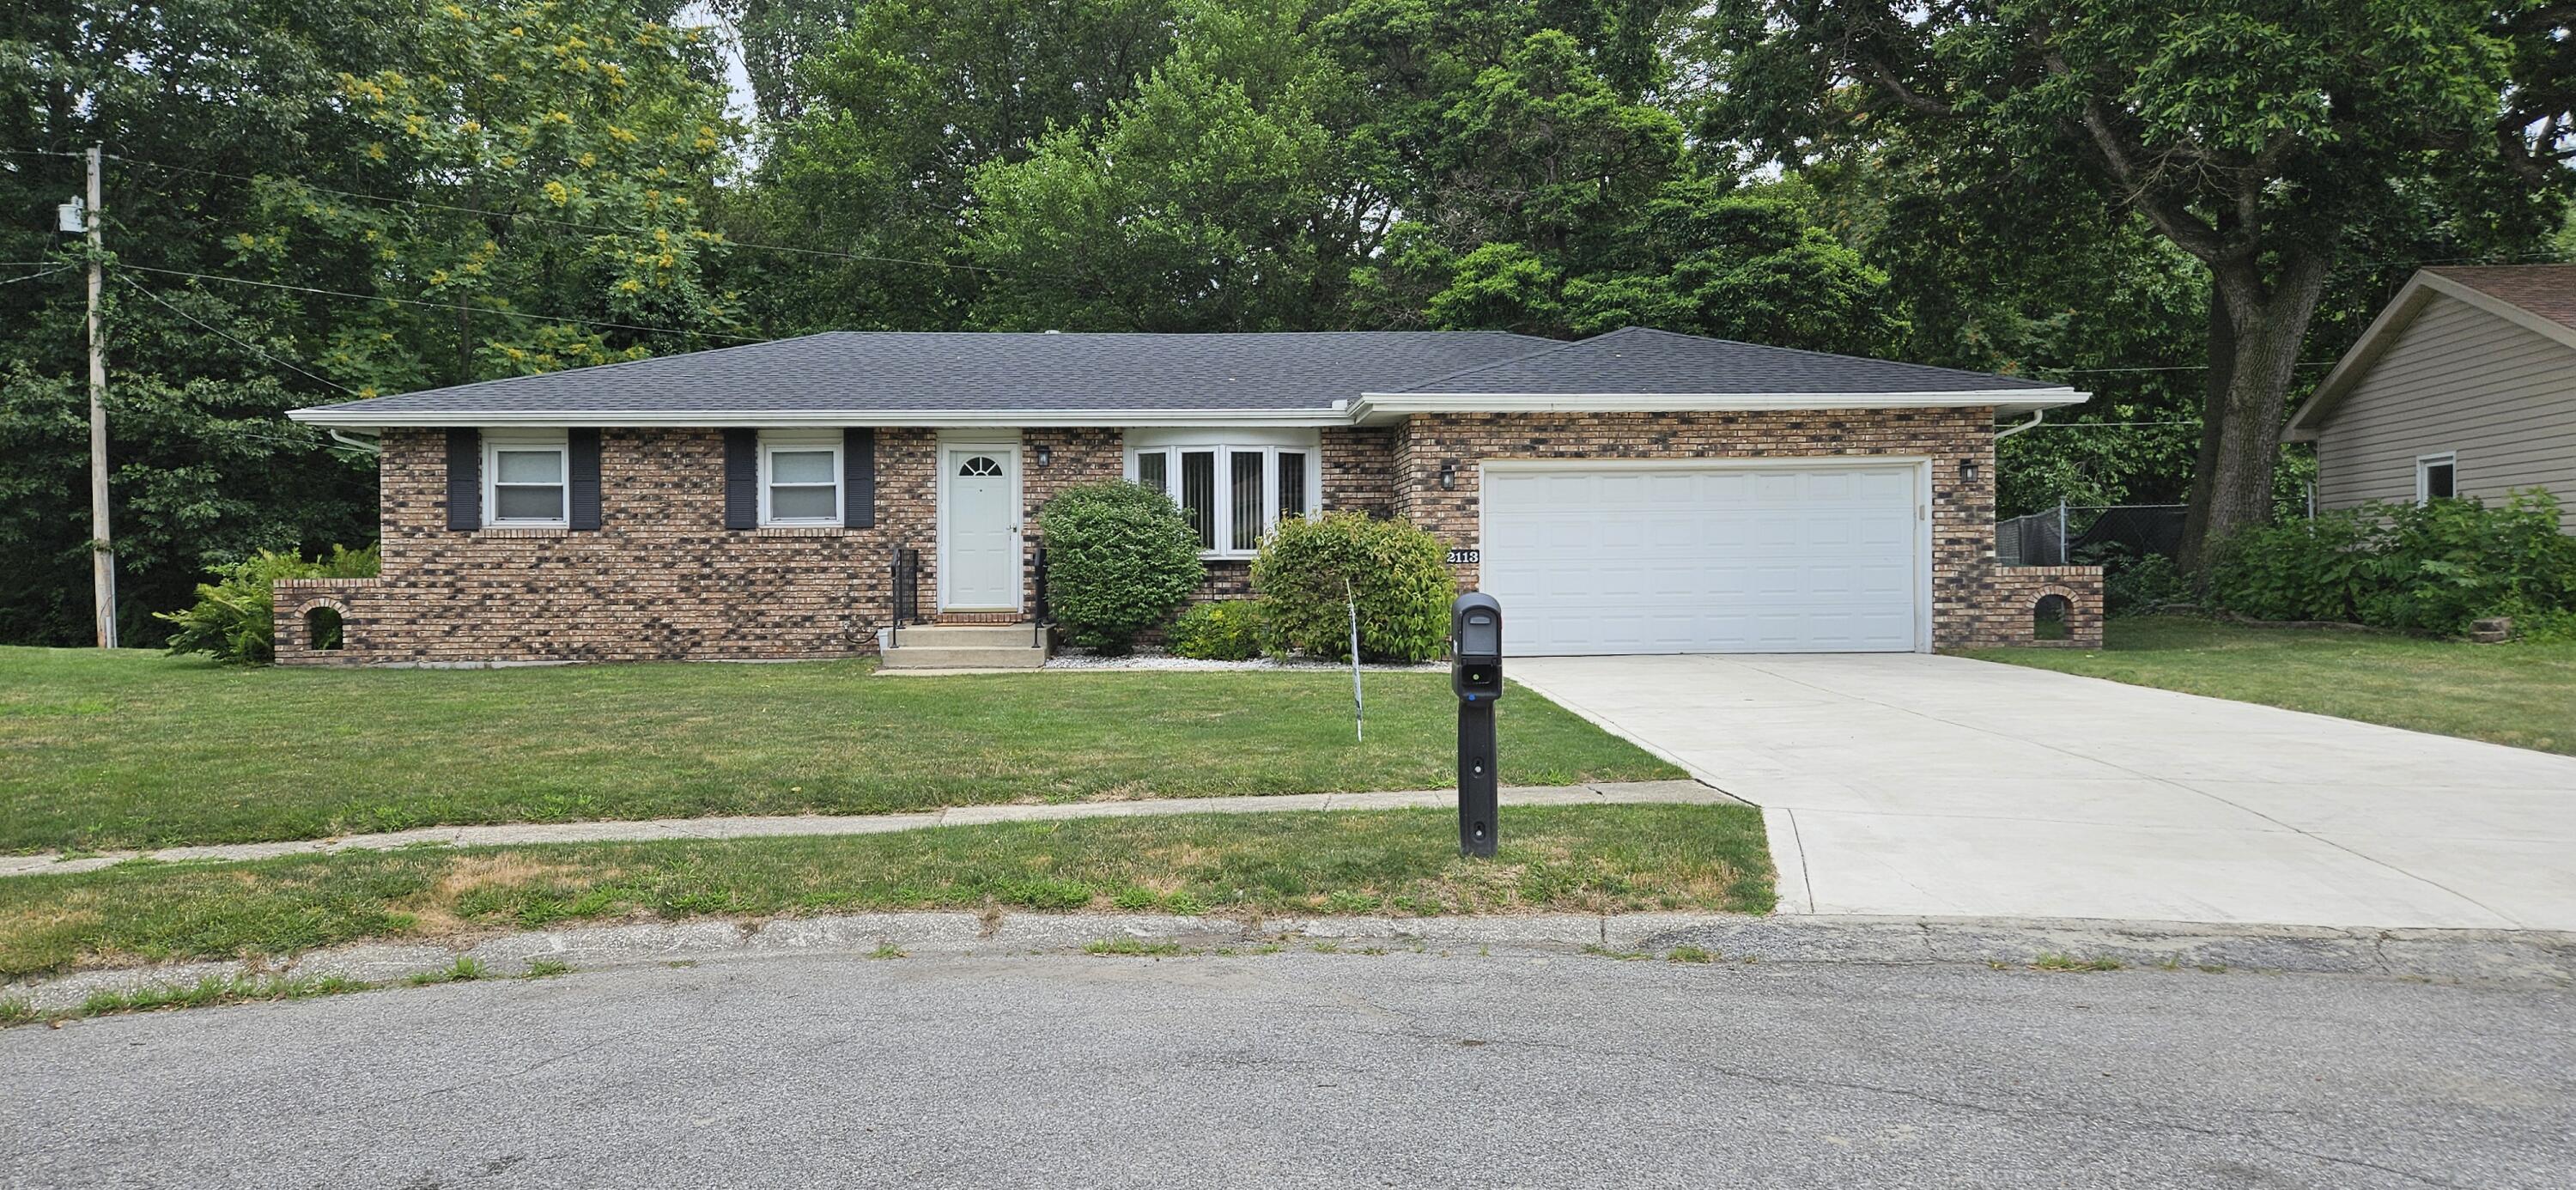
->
1483;463;1922;656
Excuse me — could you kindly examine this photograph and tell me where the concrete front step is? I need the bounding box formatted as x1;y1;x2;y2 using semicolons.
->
890;623;1044;648
880;646;1048;671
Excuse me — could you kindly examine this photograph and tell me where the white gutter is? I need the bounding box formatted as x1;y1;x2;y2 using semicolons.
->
1993;409;2046;441
289;388;2093;430
285;407;1357;430
326;428;383;454
1346;387;2089;423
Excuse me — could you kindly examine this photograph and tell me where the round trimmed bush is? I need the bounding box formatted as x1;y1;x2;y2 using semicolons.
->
1037;481;1203;654
1251;513;1455;662
1167;599;1266;660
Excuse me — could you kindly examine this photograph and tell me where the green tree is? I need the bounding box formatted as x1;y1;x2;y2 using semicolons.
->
1702;0;2575;566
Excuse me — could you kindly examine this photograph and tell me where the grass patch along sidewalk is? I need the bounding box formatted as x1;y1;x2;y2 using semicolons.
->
0;647;1680;853
1967;616;2576;755
0;804;1773;980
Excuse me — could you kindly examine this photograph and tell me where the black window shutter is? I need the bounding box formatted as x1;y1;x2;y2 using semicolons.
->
445;428;481;531
568;428;603;530
843;428;875;528
723;428;758;530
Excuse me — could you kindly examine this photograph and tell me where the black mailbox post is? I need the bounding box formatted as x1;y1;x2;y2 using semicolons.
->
1450;592;1503;857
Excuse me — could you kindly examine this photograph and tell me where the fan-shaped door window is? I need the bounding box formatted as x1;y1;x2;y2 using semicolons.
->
958;455;1005;477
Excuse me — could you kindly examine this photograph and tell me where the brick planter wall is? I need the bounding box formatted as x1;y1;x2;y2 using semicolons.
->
1970;565;2107;648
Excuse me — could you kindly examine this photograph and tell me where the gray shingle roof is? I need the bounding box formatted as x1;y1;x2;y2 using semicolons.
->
1393;326;2059;394
289;326;2061;423
301;331;1554;417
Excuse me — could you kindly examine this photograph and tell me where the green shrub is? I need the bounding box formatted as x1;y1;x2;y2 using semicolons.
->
2205;492;2576;635
1037;481;1203;654
1166;598;1265;660
1251;513;1455;662
157;544;380;665
2084;548;2193;615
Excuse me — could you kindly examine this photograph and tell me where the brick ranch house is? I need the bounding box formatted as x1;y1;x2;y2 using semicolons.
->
279;325;2102;665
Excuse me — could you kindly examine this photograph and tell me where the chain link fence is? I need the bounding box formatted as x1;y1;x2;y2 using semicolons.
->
1997;504;2189;567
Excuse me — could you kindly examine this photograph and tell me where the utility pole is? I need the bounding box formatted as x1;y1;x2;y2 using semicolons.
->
85;143;116;648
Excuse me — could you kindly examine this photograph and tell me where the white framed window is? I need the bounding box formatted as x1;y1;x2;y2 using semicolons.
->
1124;428;1320;556
761;433;842;526
484;433;569;527
2415;452;2458;504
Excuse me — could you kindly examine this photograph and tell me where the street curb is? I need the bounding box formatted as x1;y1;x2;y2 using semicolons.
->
9;911;2571;1014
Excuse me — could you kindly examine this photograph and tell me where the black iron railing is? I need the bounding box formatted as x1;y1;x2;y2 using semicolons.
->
890;545;920;648
1031;545;1050;648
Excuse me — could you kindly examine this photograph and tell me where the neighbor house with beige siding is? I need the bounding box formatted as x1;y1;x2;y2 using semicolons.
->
2287;265;2576;525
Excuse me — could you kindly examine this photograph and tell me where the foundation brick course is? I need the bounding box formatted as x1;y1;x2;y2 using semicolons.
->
277;411;2099;664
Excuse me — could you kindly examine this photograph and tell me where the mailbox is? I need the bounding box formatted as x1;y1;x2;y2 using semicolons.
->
1450;592;1504;701
1449;593;1503;857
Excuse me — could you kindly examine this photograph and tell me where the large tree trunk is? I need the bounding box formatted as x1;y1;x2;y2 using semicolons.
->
2179;276;2234;568
2176;253;2330;570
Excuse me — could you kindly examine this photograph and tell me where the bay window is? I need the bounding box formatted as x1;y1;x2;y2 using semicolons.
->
1126;429;1320;556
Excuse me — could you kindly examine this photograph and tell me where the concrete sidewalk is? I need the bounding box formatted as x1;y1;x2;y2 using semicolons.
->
1516;653;2576;931
0;780;1741;879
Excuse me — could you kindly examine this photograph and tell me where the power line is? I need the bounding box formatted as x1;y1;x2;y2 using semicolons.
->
118;274;364;396
110;152;1019;277
121;264;767;343
1;266;73;286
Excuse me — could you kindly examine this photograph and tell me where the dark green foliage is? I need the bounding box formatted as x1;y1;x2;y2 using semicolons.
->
1166;598;1267;660
1252;514;1455;662
2093;552;2194;616
157;544;380;665
1037;482;1204;653
2205;494;2576;636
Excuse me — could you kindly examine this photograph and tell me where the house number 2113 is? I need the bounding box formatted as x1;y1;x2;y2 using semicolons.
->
1445;548;1480;565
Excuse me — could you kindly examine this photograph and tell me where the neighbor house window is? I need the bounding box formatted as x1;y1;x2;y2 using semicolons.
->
484;433;569;527
2416;452;2457;504
761;433;842;525
1126;430;1321;556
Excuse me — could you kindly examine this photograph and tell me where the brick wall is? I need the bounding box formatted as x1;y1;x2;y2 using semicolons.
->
1968;566;2107;648
276;427;939;665
1021;428;1123;612
1385;409;2100;651
1320;425;1394;516
280;411;2099;664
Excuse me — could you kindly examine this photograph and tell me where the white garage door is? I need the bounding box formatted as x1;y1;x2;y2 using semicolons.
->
1480;462;1924;655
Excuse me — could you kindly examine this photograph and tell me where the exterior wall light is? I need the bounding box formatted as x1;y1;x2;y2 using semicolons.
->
1959;459;1979;484
1036;444;1053;468
1440;460;1458;490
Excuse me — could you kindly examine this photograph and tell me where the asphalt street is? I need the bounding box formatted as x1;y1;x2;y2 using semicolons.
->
4;950;2567;1188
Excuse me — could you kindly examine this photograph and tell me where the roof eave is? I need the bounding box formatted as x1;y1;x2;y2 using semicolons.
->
284;406;1356;429
1347;388;2088;425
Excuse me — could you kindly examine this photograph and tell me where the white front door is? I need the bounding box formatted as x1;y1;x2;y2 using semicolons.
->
1480;460;1926;655
940;445;1021;610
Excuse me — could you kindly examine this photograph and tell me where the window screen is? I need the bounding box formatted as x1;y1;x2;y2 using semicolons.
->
1136;451;1168;495
1180;450;1216;549
1277;451;1308;519
768;448;839;521
492;447;566;522
1230;450;1266;550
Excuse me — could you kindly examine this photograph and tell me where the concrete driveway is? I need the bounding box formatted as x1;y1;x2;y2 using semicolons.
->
1514;654;2576;930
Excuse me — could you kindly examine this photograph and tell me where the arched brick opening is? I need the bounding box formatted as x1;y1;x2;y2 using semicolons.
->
295;598;353;652
2032;590;2075;642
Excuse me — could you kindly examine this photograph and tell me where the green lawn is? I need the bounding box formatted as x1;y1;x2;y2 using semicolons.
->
0;648;1680;853
1967;616;2576;755
0;804;1773;979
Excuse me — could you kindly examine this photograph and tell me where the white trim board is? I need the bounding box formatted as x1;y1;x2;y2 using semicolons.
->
289;391;2090;429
